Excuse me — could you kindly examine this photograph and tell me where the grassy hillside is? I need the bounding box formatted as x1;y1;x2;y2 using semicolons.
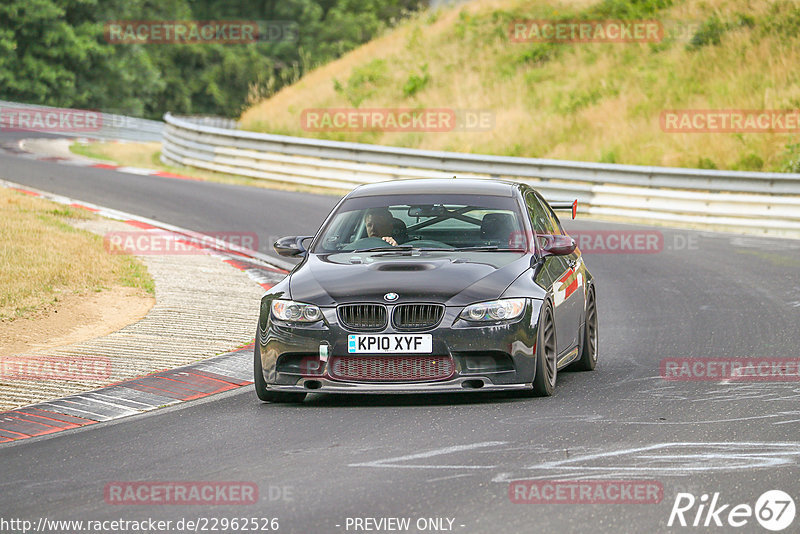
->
240;0;800;172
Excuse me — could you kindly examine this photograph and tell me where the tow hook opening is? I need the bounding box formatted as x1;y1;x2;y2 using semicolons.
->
304;380;322;390
461;379;484;389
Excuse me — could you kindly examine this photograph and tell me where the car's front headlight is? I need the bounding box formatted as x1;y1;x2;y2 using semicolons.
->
271;300;323;322
460;298;526;322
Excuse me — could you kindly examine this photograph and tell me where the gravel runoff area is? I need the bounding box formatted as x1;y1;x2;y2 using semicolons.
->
0;217;268;411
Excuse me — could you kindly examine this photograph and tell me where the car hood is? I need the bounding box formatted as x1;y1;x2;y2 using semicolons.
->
289;251;531;306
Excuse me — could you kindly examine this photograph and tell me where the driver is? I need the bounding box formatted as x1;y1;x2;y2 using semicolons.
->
365;208;399;246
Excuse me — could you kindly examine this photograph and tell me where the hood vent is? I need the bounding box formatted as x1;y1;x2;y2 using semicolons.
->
373;262;435;272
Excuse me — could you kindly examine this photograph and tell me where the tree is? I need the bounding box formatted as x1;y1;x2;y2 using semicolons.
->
0;0;429;118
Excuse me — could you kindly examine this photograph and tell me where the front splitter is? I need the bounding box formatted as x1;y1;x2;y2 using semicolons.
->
268;376;531;394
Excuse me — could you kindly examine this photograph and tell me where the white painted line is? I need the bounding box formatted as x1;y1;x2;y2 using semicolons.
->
35;403;115;422
116;166;159;175
526;442;800;477
349;441;507;469
86;392;163;410
426;473;474;483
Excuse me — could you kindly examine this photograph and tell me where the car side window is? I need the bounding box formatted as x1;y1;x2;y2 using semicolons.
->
540;198;565;235
525;191;561;235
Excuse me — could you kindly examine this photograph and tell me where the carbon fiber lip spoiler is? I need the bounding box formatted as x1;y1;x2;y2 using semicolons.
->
549;199;578;219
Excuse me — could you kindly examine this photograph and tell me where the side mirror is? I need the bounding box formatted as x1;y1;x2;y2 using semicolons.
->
540;234;576;256
274;236;313;257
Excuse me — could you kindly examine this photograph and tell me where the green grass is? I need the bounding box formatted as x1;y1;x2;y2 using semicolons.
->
0;188;154;320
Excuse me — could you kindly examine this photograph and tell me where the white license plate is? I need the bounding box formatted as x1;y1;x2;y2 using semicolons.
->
348;334;432;354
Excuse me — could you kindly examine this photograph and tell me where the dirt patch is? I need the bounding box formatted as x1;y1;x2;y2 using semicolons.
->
0;286;154;356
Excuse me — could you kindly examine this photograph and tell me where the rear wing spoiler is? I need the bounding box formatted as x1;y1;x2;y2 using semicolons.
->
549;199;578;219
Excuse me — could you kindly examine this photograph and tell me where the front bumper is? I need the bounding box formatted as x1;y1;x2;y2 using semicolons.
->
258;299;542;394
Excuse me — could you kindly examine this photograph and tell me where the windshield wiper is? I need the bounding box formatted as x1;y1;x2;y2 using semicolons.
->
350;245;522;253
352;245;416;252
449;246;525;252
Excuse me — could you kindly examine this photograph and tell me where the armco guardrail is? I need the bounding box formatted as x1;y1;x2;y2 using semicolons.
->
161;113;800;237
0;100;163;142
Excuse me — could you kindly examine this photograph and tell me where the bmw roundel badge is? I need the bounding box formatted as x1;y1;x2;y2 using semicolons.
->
384;292;399;302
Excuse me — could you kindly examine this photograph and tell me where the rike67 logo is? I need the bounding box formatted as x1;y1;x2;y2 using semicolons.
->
668;490;796;531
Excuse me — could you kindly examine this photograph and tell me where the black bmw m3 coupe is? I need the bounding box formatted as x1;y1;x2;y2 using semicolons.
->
255;178;597;402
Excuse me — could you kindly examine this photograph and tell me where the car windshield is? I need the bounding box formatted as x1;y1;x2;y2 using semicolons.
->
312;194;527;253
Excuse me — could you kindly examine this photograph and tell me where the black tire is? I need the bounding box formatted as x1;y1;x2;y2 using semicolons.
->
254;340;307;403
532;301;557;396
570;285;598;372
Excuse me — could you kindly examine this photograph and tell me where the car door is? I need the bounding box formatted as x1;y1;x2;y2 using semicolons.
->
525;191;584;358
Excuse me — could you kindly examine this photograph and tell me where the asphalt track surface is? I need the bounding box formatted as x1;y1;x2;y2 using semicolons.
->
2;132;800;533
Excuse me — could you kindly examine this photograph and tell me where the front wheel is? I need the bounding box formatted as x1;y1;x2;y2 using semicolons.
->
531;302;557;396
254;341;307;403
570;285;598;371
